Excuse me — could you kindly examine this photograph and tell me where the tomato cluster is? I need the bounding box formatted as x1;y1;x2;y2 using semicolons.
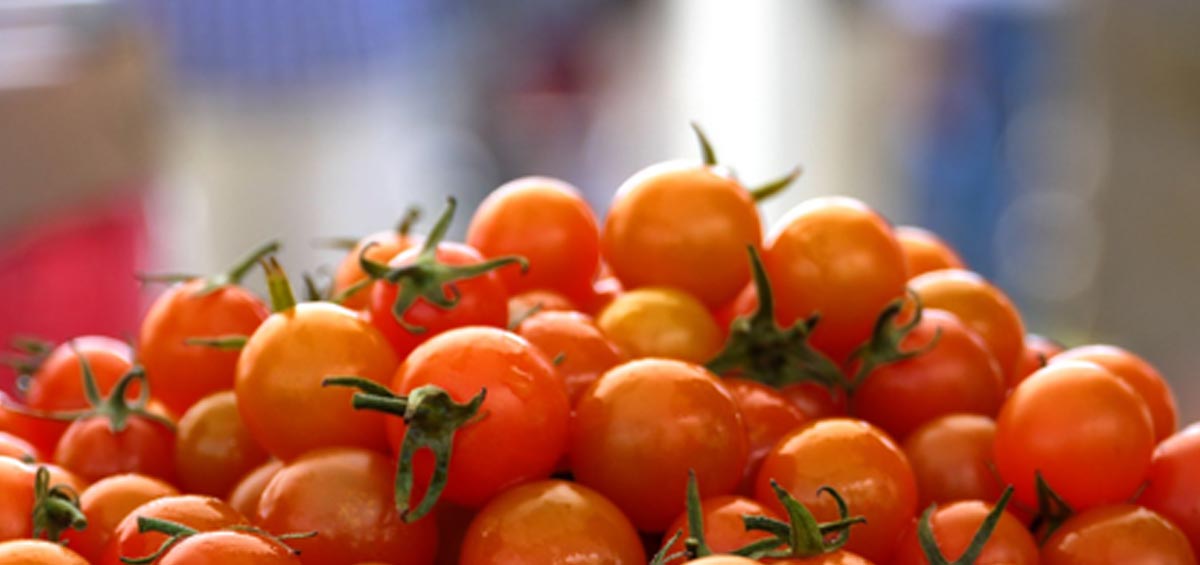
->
0;125;1197;565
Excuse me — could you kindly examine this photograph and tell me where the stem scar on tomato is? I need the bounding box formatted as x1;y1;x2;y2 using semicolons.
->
918;485;1015;564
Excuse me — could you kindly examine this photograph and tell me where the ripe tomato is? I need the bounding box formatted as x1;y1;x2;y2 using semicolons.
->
755;418;917;562
158;530;302;565
572;359;747;532
602;159;764;308
1041;505;1196;565
852;309;1005;440
1139;425;1200;553
387;327;569;509
994;361;1154;510
762;197;907;362
596;287;722;364
60;473;178;562
1011;334;1063;387
460;480;643;564
0;432;37;461
895;226;965;278
514;310;625;405
507;289;576;323
903;415;1002;509
891;499;1038;565
236;301;397;461
175;391;269;497
256;448;437;565
1053;344;1178;442
227;459;282;520
0;458;85;542
909;269;1025;385
467;177;601;302
780;381;847;420
0;539;89;565
98;495;248;565
332;217;421;311
721;378;807;490
660;495;782;564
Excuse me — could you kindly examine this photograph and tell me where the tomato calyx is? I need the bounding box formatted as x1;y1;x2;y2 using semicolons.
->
260;256;299;313
30;466;87;542
736;481;866;559
356;197;528;332
2;336;55;393
316;206;423;252
137;240;280;296
844;290;938;392
918;485;1015;565
322;376;487;522
1028;471;1074;545
706;247;844;389
120;517;316;564
688;122;803;203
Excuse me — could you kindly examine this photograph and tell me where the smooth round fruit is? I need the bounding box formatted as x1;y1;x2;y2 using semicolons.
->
895;226;965;278
0;458;86;542
0;539;89;564
61;473;179;562
721;378;807;489
596;287;722;364
158;530;303;565
1139;425;1200;553
175;391;270;497
891;500;1038;565
227;460;283;520
1041;505;1196;565
660;495;781;564
903;415;1002;509
1053;344;1178;442
53;414;176;485
507;289;576;323
0;432;37;462
515;310;625;405
99;495;249;565
780;382;848;421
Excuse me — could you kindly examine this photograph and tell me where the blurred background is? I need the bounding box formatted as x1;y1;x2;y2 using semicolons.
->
1;0;1197;417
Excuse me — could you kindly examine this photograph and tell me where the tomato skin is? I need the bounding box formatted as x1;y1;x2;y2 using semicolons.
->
571;359;748;532
1041;505;1197;565
175;391;269;497
891;500;1038;565
755;418;917;562
909;269;1025;385
721;378;807;490
763;197;907;363
256;448;437;565
0;431;37;461
994;361;1155;511
507;289;576;322
903;415;1002;509
467;177;601;302
158;530;301;565
660;495;782;564
772;553;875;565
0;539;89;565
852;309;1005;440
54;415;176;485
98;495;248;565
333;229;418;311
60;473;178;562
227;459;282;520
515;310;626;406
895;226;965;278
0;457;50;541
780;382;847;421
1011;334;1064;386
140;279;270;416
460;480;644;565
236;302;398;461
368;243;510;359
1053;344;1178;442
596;287;723;364
387;327;570;508
580;275;623;316
603;160;763;308
1139;425;1200;554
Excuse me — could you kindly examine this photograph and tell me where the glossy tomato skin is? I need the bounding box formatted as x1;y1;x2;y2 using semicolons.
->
333;229;419;311
368;243;510;359
60;473;178;562
755;418;917;562
1011;334;1064;387
1041;505;1197;565
0;432;37;461
572;359;748;532
909;269;1025;386
507;289;576;322
54;414;176;485
596;287;723;364
1053;344;1178;442
158;530;301;565
387;327;569;508
903;415;1002;509
515;310;625;406
236;302;398;461
891;500;1038;565
227;459;283;520
468;177;601;302
603;160;763;308
852;309;1005;440
460;480;643;565
721;378;807;491
175;391;270;497
98;495;249;565
140;279;270;416
763;197;907;363
660;495;782;564
1139;425;1200;554
994;361;1155;511
0;539;89;565
256;448;437;565
780;381;848;421
895;226;965;278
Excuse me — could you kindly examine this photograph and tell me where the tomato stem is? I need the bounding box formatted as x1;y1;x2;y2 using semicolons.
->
650;530;689;565
731;481;864;559
30;466;87;542
690;122;719;167
183;335;249;351
918;485;1015;565
261;257;298;313
846;289;938;392
507;302;544;331
1029;472;1074;545
748;166;803;203
683;470;714;559
396;206;422;237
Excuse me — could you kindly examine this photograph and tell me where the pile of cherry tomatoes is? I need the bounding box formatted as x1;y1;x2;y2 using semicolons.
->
0;125;1197;564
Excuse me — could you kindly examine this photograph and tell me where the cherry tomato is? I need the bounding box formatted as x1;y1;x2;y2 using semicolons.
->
60;473;178;562
660;495;782;564
514;310;625;405
755;418;917;562
0;432;37;461
891;499;1037;565
52;386;176;485
1041;505;1196;565
333;228;420;311
903;415;1002;509
721;378;807;490
772;554;875;565
603;159;764;308
175;391;269;497
388;327;570;508
994;361;1154;510
780;382;847;421
572;359;747;532
0;458;85;542
1011;334;1064;387
895;226;965;278
98;495;249;565
0;539;89;565
909;269;1025;385
580;275;623;316
158;530;302;565
508;289;576;323
762;197;907;362
1139;425;1200;553
1053;344;1178;442
236;301;398;461
460;480;643;564
852;309;1005;440
227;459;283;520
467;177;601;302
256;448;438;565
596;287;722;364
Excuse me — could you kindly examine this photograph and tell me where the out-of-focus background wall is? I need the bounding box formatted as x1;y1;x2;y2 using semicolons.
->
1;0;1197;417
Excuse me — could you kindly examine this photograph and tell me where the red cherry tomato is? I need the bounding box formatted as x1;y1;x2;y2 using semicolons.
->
54;411;176;487
1041;505;1196;565
660;495;782;564
903;415;1003;509
779;381;848;421
158;530;302;565
0;458;86;543
61;473;179;562
227;459;282;520
1139;425;1200;554
895;226;965;278
175;391;270;497
98;495;249;565
891;499;1037;565
1011;334;1064;387
0;431;37;462
1053;344;1178;442
515;310;626;405
721;378;807;490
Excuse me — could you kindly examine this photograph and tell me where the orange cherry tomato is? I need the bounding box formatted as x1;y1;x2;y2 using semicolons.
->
515;310;625;406
0;458;86;542
227;459;283;520
780;382;848;421
755;418;917;562
0;432;37;462
98;495;249;565
1139;425;1200;554
256;448;437;565
333;228;420;311
236;302;398;461
61;473;178;562
467;177;601;302
1011;333;1064;387
158;530;302;565
1041;505;1196;565
507;289;576;323
903;415;1003;509
175;391;270;497
660;495;782;564
891;499;1037;565
721;378;807;490
1053;344;1178;442
596;287;722;364
460;480;643;564
0;539;89;565
895;226;965;278
762;197;907;362
572;359;748;532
